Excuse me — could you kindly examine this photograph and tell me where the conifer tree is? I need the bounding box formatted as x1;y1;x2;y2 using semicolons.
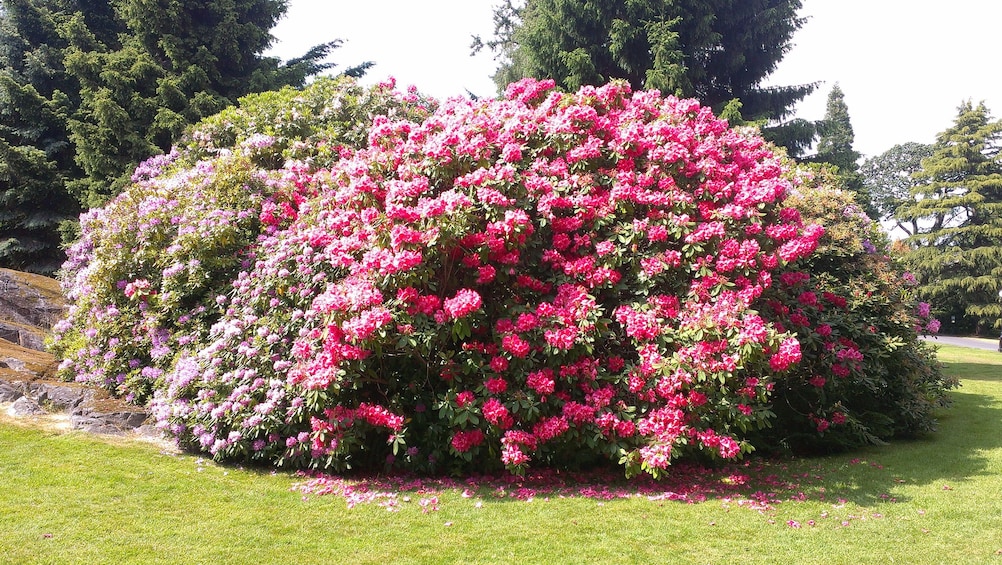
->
0;0;83;273
899;101;1002;331
477;0;815;154
815;85;859;170
1;0;351;270
812;84;872;216
63;0;348;205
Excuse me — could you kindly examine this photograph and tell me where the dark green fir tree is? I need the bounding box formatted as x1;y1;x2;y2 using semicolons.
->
0;0;84;273
476;0;816;155
63;0;354;206
812;84;873;217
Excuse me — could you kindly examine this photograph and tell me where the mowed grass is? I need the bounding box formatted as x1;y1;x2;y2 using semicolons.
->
2;343;1001;564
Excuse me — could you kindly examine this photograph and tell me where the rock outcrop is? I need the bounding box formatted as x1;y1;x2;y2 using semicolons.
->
2;371;151;435
1;334;58;380
0;268;67;352
8;395;47;416
0;268;153;437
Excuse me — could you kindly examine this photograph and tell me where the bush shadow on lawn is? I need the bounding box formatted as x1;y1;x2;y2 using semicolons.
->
939;361;1002;383
794;384;1000;510
290;378;1002;512
248;355;1002;513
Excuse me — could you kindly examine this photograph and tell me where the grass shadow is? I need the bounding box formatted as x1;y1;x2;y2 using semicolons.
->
778;388;1001;507
939;361;1002;383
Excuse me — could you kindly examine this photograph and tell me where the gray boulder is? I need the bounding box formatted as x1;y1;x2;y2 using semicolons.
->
1;356;27;373
0;380;23;402
1;373;151;435
0;268;67;352
70;405;148;435
8;395;46;416
34;382;95;410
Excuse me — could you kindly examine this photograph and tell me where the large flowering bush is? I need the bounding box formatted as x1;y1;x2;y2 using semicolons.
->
55;76;950;479
754;168;955;452
142;78;824;478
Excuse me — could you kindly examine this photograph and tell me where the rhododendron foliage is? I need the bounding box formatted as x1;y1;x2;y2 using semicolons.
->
55;77;847;477
753;172;955;452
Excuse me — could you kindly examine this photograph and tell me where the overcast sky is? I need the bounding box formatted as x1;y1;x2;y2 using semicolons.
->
267;0;1002;159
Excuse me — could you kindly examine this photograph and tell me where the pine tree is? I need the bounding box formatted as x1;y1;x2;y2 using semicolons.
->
812;84;872;216
477;0;815;154
63;0;346;205
899;101;1002;332
815;85;859;170
0;0;82;274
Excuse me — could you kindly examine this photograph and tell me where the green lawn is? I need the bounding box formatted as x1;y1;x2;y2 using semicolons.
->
2;343;1001;564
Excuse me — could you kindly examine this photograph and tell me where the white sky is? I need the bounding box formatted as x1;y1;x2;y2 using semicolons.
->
268;0;1002;159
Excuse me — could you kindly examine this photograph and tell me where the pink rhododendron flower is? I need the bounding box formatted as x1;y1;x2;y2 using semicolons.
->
489;356;509;373
455;391;476;408
485;377;508;394
501;333;531;358
482;398;513;429
442;289;482;320
123;279;151;299
532;416;569;442
526;369;556;396
451;429;485;452
769;337;802;372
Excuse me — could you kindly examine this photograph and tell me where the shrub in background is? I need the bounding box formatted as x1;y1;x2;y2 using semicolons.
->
756;166;955;453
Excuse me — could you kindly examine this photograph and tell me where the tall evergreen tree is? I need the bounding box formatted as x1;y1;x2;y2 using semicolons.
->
899;101;1002;332
476;0;815;154
0;0;84;273
1;0;351;271
63;0;348;206
815;84;859;170
811;84;872;216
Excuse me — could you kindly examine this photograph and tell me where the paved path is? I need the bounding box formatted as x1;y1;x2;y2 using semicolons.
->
921;335;1001;351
